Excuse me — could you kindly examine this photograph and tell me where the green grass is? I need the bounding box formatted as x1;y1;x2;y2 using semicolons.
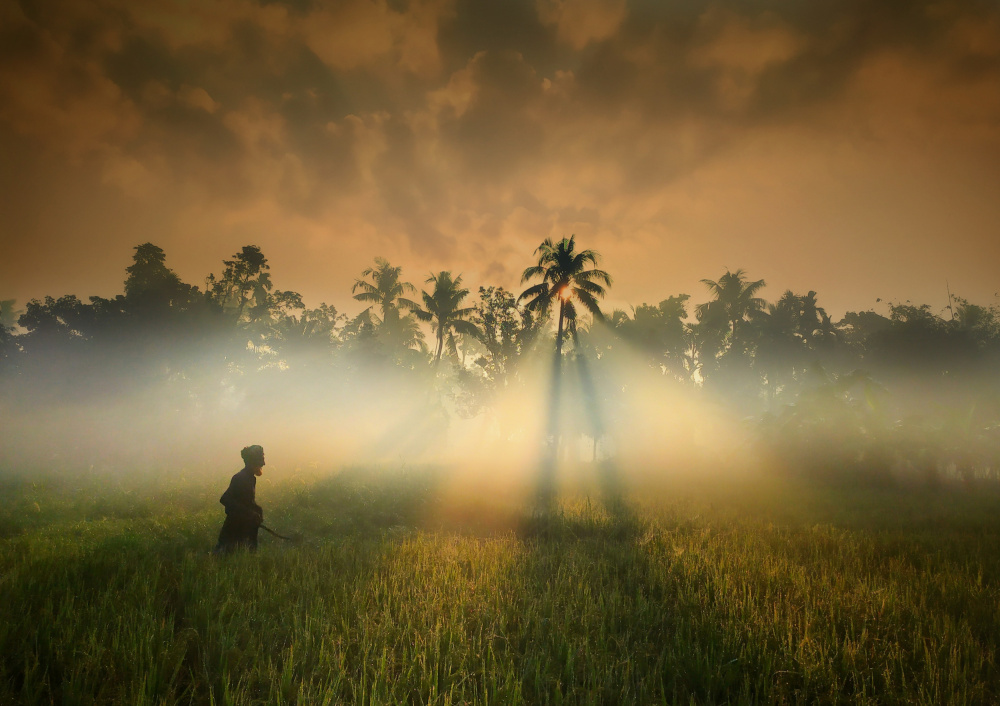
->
1;466;998;704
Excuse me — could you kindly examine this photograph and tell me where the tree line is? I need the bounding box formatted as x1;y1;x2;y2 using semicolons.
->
2;237;999;483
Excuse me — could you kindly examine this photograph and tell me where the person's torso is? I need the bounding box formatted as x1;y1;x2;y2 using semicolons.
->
227;468;256;504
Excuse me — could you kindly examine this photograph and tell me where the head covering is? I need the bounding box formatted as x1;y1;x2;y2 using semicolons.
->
241;444;265;466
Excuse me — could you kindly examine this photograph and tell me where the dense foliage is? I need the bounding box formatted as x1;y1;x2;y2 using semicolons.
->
2;239;999;483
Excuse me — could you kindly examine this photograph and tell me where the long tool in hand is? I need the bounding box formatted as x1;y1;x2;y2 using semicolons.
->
261;524;299;542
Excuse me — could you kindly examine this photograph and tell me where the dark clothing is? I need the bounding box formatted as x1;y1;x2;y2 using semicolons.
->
214;467;262;553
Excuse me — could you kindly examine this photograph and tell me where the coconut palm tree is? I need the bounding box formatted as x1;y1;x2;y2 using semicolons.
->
612;294;691;380
755;291;808;403
796;290;834;346
351;257;420;324
518;235;612;356
696;268;766;352
351;257;424;355
412;271;481;364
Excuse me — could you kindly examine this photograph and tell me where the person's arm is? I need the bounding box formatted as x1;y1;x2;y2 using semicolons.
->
221;477;262;523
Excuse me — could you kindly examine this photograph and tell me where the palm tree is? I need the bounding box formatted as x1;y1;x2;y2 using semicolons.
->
412;272;481;363
696;268;766;351
378;307;427;355
755;291;808;403
518;235;612;356
351;257;424;355
351;257;420;325
688;303;729;382
612;295;691;380
797;290;833;345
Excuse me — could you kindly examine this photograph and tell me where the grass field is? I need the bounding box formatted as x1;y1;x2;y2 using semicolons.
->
1;464;998;705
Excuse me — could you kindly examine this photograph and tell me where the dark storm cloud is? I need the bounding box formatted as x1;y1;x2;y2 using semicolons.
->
438;0;559;73
737;1;949;119
372;113;457;255
440;50;547;185
528;0;1000;196
2;0;999;313
258;0;317;15
7;0;997;191
0;8;47;65
104;33;185;99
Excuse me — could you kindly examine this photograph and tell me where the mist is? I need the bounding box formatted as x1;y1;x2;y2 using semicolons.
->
0;323;742;482
2;243;998;504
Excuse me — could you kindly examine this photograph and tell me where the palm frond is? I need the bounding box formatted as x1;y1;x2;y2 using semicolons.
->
574;279;608;296
517;282;550;303
521;265;545;284
450;306;477;320
352;290;382;304
451;319;482;339
352;280;378;296
574;268;612;286
533;238;556;257
574;288;604;319
523;291;555;312
574;249;601;269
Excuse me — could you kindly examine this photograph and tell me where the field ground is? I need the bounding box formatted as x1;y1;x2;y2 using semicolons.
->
1;464;998;705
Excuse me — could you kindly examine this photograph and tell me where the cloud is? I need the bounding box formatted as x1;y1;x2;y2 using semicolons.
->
536;0;627;50
300;0;452;76
437;0;557;72
689;8;806;112
436;50;547;185
178;84;220;113
0;2;141;158
2;0;1000;316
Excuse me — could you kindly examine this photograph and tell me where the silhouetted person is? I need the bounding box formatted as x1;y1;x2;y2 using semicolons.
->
213;445;265;554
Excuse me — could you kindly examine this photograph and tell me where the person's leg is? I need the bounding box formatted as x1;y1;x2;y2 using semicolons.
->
231;518;258;552
215;515;239;554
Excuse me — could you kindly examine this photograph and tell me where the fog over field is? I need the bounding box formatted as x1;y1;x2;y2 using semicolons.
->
2;240;998;502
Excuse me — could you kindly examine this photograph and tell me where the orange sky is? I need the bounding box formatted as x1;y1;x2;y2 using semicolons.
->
2;0;999;319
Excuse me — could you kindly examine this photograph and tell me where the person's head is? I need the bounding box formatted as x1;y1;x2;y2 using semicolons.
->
241;445;265;475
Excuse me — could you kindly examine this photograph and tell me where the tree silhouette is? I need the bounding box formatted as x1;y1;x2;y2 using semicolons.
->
411;271;481;364
688;298;729;383
612;295;690;380
124;243;196;314
951;297;1000;342
518;235;612;357
9;236;1000;487
0;298;20;367
262;299;344;371
350;257;424;357
207;246;272;322
796;291;828;346
472;286;538;388
18;295;94;346
754;291;809;403
351;257;419;323
696;268;767;352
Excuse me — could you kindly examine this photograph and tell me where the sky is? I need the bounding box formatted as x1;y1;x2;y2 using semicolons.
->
2;0;999;320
